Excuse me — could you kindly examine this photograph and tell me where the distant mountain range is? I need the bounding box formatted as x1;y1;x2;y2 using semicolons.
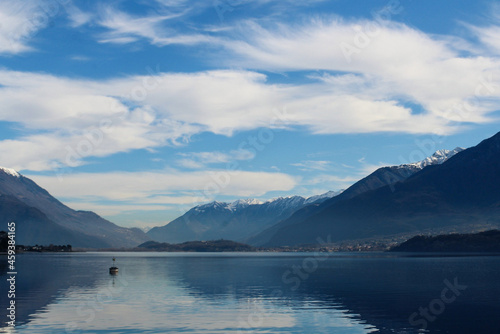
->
0;168;149;248
148;147;466;246
249;147;464;245
260;133;500;246
2;132;497;250
147;191;341;243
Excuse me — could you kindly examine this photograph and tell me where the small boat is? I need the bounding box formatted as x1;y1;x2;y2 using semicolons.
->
109;257;118;275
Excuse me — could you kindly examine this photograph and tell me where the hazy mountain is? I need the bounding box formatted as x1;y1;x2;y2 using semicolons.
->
0;168;149;248
147;192;341;243
249;148;464;246
262;133;500;246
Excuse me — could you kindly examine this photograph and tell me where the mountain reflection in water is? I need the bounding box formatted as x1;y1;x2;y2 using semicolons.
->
1;252;499;333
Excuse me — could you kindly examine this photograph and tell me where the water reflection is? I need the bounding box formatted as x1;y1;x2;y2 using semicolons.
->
1;252;499;333
0;253;103;330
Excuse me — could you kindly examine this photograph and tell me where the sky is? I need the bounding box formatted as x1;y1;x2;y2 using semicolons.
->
1;0;500;230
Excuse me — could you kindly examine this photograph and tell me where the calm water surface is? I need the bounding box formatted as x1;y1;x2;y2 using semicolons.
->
1;252;499;333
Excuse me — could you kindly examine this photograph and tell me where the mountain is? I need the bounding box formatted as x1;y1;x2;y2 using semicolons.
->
339;148;464;200
303;190;342;205
390;230;500;252
0;194;99;247
249;148;463;246
261;133;500;246
147;192;341;243
0;167;149;248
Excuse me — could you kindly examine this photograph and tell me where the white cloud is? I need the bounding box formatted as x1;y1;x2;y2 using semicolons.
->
96;5;217;46
0;64;499;172
62;202;173;216
0;69;202;171
19;167;300;227
2;16;500;172
471;25;500;55
357;162;390;177
291;160;331;171
466;4;500;56
70;55;91;61
300;174;359;193
26;169;298;217
219;18;500;127
0;1;49;54
176;149;256;169
65;4;92;27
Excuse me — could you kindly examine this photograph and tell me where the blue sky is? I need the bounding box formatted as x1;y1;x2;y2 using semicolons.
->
1;0;500;229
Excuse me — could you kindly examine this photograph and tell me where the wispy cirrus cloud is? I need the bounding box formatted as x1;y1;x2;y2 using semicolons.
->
176;149;256;169
302;174;360;191
2;7;500;173
0;1;49;54
65;3;92;27
96;5;217;46
0;65;497;172
291;160;331;172
220;18;500;124
468;5;500;56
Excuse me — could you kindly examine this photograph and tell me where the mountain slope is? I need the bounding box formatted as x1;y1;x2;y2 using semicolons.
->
263;134;500;246
249;148;463;246
147;192;340;243
0;168;149;248
0;194;98;246
389;230;500;252
336;148;464;201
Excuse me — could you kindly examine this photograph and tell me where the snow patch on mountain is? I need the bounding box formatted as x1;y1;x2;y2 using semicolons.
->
305;190;344;204
192;191;339;214
402;147;464;169
194;201;227;213
228;198;264;210
0;167;21;178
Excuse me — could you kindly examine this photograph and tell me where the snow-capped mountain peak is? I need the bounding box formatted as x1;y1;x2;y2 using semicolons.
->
194;199;264;213
149;190;342;243
305;190;344;205
0;166;21;178
194;201;226;212
190;191;341;214
228;198;263;210
404;147;464;169
264;195;300;204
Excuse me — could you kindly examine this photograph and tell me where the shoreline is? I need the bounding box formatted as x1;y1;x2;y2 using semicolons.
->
7;250;500;257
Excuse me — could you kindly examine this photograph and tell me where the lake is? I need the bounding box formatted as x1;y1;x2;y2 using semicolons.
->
1;252;499;333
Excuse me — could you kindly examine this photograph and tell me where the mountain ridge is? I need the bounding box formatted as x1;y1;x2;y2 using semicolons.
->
0;168;149;248
263;132;500;246
147;191;341;243
248;147;464;246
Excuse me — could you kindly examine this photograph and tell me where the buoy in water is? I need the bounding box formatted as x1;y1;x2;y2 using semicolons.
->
109;257;118;275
